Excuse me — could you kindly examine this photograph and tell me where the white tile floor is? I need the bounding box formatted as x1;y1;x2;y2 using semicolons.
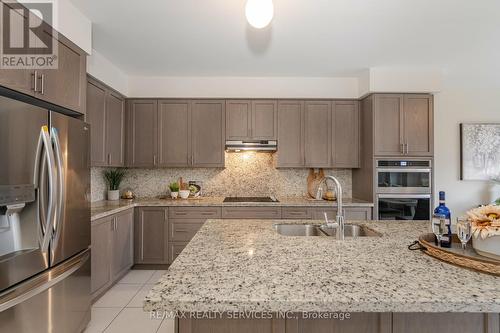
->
85;270;175;333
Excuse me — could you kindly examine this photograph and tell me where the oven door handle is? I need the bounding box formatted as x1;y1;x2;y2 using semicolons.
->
376;168;431;173
377;194;431;199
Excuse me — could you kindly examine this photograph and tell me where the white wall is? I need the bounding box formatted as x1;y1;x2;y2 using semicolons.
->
87;49;129;95
127;76;359;99
434;73;500;217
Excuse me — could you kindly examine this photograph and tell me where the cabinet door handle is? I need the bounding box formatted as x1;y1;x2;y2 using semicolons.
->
191;154;194;165
32;70;38;92
153;155;156;165
406;142;409;154
400;143;404;154
141;221;144;261
40;73;45;95
175;229;189;233
107;153;111;165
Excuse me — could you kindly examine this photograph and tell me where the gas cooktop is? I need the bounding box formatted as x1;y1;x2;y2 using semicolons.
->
223;196;279;203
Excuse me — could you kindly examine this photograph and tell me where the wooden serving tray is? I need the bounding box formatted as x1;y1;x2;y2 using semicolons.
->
418;233;500;276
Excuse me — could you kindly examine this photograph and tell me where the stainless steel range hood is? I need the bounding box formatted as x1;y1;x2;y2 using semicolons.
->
225;140;277;152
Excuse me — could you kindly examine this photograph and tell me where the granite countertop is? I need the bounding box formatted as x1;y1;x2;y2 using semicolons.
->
144;219;500;313
90;196;373;221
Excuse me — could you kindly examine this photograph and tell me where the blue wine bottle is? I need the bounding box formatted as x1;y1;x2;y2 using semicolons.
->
433;191;452;248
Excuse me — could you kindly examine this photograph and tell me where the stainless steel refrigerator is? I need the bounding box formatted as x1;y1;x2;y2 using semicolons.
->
0;94;91;332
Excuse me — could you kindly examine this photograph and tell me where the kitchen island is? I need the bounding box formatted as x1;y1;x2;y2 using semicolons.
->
144;219;500;333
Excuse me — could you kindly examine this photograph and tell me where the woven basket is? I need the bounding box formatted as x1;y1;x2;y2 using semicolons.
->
418;233;500;276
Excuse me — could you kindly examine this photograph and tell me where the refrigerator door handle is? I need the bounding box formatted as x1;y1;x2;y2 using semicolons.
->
37;127;57;253
0;249;89;312
50;127;65;251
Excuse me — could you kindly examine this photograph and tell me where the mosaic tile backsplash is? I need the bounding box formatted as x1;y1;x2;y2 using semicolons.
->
91;153;352;202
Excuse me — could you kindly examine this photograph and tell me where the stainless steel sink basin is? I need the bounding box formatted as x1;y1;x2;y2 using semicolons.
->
273;224;324;236
273;224;381;237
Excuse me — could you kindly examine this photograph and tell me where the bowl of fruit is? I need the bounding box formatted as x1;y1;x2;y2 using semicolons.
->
467;205;500;260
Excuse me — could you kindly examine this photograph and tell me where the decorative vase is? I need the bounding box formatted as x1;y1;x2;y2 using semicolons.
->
179;190;190;199
170;191;179;199
472;235;500;260
107;190;119;201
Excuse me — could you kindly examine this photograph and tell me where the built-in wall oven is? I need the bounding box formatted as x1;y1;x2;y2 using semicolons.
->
375;159;433;220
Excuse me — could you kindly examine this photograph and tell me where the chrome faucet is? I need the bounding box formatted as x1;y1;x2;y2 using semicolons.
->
316;175;345;240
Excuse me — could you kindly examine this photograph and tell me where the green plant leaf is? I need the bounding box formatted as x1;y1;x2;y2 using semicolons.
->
103;168;125;191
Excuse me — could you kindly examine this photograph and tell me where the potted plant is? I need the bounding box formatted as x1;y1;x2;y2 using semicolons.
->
169;182;180;199
104;169;125;201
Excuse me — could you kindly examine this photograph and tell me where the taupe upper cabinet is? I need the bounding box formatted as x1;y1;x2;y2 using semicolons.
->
127;99;225;168
87;77;125;167
373;94;433;156
226;100;277;140
277;100;359;168
403;95;433;156
106;92;125;166
373;94;403;156
191;100;225;167
276;101;304;167
0;2;86;114
87;80;107;166
304;101;331;167
158;100;191;167
39;26;87;114
333;101;360;168
127;99;158;167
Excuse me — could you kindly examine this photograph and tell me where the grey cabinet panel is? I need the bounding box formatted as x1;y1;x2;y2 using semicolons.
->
373;94;404;156
221;207;282;219
304;101;331;167
87;80;107;166
158;100;191;166
134;207;168;264
252;100;277;140
277;101;304;167
169;242;188;264
282;207;312;219
191;100;225;167
392;313;494;333
333;101;360;168
403;95;433;156
91;209;134;300
169;220;204;242
0;3;34;95
106;92;125;166
127;100;158;167
226;100;251;140
90;217;112;295
38;26;86;114
169;207;222;219
111;210;133;280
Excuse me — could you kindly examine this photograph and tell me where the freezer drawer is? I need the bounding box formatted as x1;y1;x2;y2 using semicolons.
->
0;249;91;333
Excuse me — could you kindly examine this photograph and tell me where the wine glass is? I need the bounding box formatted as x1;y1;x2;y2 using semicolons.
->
456;217;472;251
432;214;446;246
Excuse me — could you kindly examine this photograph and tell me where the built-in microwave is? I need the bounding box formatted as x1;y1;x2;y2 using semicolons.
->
375;159;432;194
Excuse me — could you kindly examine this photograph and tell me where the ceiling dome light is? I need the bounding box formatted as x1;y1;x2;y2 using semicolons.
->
245;0;274;29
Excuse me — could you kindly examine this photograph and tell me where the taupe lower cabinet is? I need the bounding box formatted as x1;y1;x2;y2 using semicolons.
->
226;100;277;140
87;77;125;167
91;209;134;299
177;313;499;333
126;99;225;167
168;207;222;263
134;207;169;264
0;1;87;114
372;94;433;156
277;100;360;168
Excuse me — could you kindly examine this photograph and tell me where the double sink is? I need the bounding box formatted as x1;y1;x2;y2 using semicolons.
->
273;224;381;237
